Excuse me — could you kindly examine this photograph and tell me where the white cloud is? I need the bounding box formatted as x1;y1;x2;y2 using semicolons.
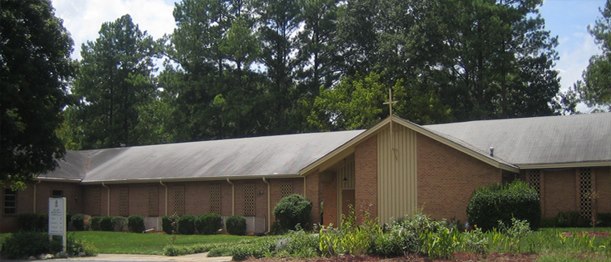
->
51;0;176;60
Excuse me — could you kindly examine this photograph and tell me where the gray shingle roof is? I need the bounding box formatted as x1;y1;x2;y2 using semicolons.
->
45;130;364;183
424;112;611;166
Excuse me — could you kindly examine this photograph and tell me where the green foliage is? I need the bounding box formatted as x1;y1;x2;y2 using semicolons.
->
66;14;159;149
597;213;611;227
273;194;312;233
319;210;382;256
467;180;541;231
128;216;145;233
66;234;97;257
0;232;61;259
177;215;196;235
226;216;247;235
17;213;47;232
99;216;113;231
71;214;85;231
555;211;590;227
90;216;102;231
162;215;178;234
419;223;459;259
196;213;223;235
274;229;320;258
460;228;488;254
0;0;74;188
112;216;128;232
575;0;611;110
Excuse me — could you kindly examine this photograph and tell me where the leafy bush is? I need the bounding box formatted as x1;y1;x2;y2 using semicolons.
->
275;228;319;258
66;234;97;257
90;216;102;231
320;210;382;256
128;216;145;233
273;194;312;232
177;215;196;234
0;232;61;259
226;216;247;235
460;228;487;254
196;213;223;234
70;214;85;231
111;216;128;231
162;216;174;234
597;213;611;227
99;216;113;231
556;211;589;227
16;213;47;232
467;180;540;231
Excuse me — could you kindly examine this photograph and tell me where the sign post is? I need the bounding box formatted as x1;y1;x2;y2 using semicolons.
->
48;197;67;252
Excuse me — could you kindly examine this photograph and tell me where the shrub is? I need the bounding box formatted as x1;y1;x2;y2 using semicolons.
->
128;216;145;233
556;211;589;227
162;216;175;234
275;228;320;258
273;194;312;233
226;216;247;235
320;209;382;256
597;213;611;227
66;234;97;257
111;216;128;231
196;213;223;234
90;216;102;231
177;215;196;234
99;216;113;231
467;180;540;231
0;232;61;259
70;214;85;231
16;213;47;232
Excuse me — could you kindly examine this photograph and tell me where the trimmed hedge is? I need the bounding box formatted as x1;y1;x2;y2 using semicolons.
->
226;215;247;235
0;232;62;259
99;216;113;231
16;213;47;232
273;194;312;232
90;216;102;231
71;214;85;231
467;180;540;230
128;216;145;233
177;215;197;234
162;216;175;234
196;213;223;234
112;216;128;231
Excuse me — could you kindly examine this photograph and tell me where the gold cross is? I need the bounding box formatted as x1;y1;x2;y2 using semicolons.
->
383;88;397;117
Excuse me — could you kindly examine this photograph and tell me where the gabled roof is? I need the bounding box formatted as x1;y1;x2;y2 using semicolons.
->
424;112;611;168
45;130;363;183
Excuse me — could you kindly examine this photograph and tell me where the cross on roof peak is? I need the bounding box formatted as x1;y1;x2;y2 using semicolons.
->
383;88;397;117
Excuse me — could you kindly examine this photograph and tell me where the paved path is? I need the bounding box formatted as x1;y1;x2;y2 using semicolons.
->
22;253;232;262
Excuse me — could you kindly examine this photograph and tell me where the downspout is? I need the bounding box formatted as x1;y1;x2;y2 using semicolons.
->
226;179;235;216
159;180;168;216
101;182;110;216
33;180;41;213
262;177;271;233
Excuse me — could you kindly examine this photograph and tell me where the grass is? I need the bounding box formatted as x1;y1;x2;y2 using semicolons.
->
0;231;253;255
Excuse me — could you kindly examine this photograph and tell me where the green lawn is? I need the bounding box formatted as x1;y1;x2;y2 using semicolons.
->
0;231;255;255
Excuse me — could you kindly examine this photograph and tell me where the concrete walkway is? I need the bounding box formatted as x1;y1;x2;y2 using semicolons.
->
27;253;233;262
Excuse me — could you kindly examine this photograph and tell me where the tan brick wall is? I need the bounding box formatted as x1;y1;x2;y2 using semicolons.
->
355;136;377;220
184;182;207;215
320;172;338;226
542;169;577;218
417;134;501;222
306;173;321;224
595;167;611;214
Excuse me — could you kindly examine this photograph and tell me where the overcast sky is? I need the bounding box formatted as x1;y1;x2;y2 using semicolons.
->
51;0;606;113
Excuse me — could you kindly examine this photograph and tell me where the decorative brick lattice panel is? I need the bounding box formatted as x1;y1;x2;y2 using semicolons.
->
173;186;185;215
579;168;593;219
209;184;221;214
243;184;256;216
280;183;293;198
148;186;159;216
119;187;129;216
3;189;16;214
526;170;541;197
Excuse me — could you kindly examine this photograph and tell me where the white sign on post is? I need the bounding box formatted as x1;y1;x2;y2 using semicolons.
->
48;197;67;252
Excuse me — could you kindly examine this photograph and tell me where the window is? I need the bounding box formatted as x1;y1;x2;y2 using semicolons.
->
243;184;256;216
51;190;63;197
4;189;16;215
209;184;221;214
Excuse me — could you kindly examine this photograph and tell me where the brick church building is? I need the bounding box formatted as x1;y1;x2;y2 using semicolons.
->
1;113;610;233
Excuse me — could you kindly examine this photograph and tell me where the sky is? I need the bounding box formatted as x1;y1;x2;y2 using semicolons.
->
51;0;607;112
